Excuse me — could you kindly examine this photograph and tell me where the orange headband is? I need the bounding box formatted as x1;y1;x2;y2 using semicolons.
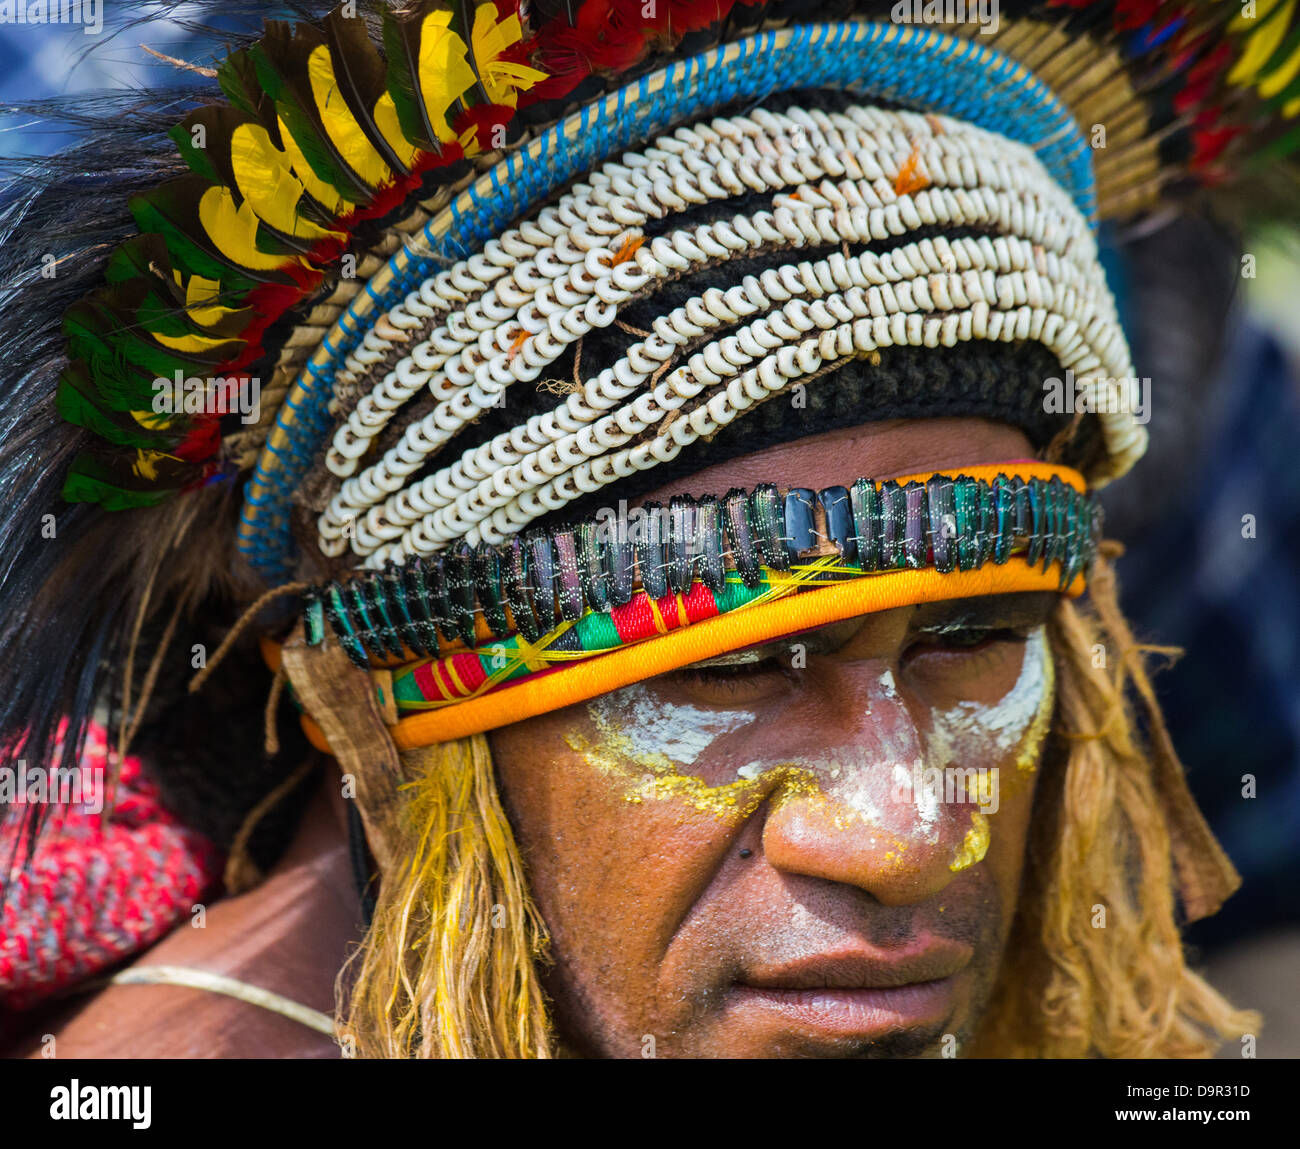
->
272;462;1092;753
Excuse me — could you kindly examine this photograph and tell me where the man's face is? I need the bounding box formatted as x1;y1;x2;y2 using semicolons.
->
489;419;1056;1058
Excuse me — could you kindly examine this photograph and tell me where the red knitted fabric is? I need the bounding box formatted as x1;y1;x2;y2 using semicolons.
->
0;721;223;1009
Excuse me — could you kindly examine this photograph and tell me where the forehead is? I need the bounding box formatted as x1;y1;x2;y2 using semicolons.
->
635;417;1035;506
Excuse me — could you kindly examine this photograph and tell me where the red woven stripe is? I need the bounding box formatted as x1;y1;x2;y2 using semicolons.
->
681;581;720;624
449;652;488;696
610;591;658;643
412;660;446;702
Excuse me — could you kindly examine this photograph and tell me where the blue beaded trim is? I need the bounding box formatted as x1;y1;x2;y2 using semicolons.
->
238;21;1095;583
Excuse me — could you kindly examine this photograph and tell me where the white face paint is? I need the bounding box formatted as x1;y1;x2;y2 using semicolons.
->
585;683;755;769
577;625;1054;848
924;626;1052;771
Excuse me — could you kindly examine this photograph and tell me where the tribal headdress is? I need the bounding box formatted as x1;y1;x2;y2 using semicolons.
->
0;0;1293;1053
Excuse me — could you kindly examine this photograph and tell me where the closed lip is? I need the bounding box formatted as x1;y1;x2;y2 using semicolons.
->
740;942;970;992
730;943;971;1039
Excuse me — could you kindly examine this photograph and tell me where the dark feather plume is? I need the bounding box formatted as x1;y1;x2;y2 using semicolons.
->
0;1;364;885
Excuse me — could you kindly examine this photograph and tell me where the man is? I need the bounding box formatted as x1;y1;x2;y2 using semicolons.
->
0;0;1285;1057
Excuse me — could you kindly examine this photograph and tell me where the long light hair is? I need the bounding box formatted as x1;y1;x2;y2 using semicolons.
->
339;556;1257;1058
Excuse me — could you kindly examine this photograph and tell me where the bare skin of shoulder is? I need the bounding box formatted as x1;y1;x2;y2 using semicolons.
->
17;778;361;1059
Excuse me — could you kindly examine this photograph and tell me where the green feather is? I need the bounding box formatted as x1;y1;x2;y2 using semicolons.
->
325;4;410;174
169;106;331;256
130;175;281;288
134;284;247;346
383;3;447;154
57;364;180;449
1247;116;1300;169
67;290;201;368
217;46;272;121
168;114;222;186
104;235;178;289
62;455;186;510
251;21;375;202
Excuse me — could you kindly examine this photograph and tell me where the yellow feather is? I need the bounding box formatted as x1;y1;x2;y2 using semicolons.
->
152;329;233;354
374;92;421;168
231;123;348;243
472;4;546;109
182;275;243;328
198;185;306;272
1231;0;1285;31
308;44;394;190
1259;28;1300;97
131;411;176;432
457;122;481;158
418;10;477;144
1228;0;1296;87
131;449;181;480
276;115;353;214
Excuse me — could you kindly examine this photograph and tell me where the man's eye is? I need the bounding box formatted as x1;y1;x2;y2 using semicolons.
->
676;657;782;685
669;657;794;704
910;626;1027;653
931;627;1000;649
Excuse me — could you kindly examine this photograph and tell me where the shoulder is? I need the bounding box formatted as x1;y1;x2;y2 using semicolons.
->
25;793;363;1059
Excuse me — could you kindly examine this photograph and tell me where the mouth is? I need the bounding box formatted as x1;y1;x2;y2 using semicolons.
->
731;944;970;1043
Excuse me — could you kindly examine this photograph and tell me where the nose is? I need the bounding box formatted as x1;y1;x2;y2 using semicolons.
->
758;659;978;905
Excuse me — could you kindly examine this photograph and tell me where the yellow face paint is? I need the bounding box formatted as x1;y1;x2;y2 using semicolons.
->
949;811;991;873
566;626;1057;876
566;694;820;824
1014;632;1056;774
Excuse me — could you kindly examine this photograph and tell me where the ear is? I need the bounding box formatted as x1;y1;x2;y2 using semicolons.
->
279;620;406;875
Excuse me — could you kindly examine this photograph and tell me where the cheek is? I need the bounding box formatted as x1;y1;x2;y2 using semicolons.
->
921;628;1055;769
919;628;1055;811
916;628;1054;899
489;715;748;994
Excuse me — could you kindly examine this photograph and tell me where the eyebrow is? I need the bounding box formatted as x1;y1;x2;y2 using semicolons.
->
679;592;1056;669
910;591;1056;634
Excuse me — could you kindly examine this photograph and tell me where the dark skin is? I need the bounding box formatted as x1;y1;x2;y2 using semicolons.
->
16;416;1050;1059
490;417;1053;1058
